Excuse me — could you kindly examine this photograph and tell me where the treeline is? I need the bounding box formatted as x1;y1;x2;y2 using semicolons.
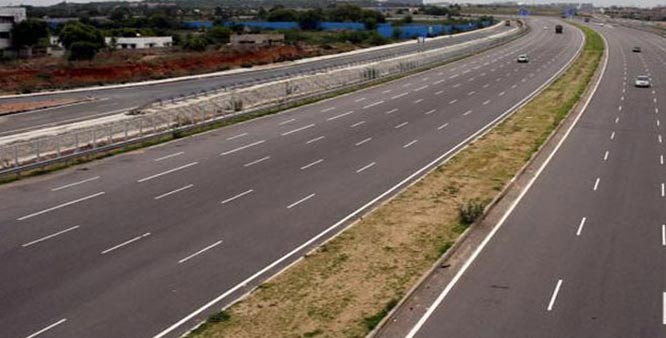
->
259;4;386;29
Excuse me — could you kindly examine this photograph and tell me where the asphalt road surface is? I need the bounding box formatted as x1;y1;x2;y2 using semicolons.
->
404;22;666;338
0;24;514;137
0;18;581;338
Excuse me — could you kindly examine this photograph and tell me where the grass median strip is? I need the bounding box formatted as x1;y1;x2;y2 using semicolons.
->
187;24;602;338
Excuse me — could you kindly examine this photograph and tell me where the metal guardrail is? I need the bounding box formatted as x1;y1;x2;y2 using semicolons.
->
0;25;527;177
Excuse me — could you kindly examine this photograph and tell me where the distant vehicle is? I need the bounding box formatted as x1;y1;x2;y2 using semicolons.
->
635;75;651;88
584;17;590;23
555;25;563;34
517;54;529;63
632;46;642;53
505;20;511;26
544;26;549;30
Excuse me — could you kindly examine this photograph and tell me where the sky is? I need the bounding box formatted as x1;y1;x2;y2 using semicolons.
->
0;0;665;9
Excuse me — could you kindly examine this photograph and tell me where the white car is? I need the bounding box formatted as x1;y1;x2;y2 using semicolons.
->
635;75;651;88
517;54;529;63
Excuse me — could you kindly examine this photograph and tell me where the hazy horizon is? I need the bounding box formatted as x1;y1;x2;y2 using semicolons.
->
0;0;664;9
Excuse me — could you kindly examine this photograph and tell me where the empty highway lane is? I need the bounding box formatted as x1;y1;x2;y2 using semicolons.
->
0;18;581;338
403;22;666;338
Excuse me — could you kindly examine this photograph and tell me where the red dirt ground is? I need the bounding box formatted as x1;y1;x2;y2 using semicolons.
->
0;45;320;94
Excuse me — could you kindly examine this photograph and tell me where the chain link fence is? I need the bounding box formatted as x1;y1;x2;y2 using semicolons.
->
0;25;525;176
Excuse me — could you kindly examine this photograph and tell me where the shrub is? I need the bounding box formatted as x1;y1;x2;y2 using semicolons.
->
68;41;99;61
208;311;230;323
183;36;208;52
458;199;486;225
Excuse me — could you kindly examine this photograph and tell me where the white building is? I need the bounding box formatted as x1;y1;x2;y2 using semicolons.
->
0;7;26;50
105;36;173;49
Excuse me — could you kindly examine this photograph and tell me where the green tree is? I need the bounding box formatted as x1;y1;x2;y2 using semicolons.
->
59;21;104;50
298;9;324;30
109;6;131;22
68;41;98;61
206;25;232;44
266;8;299;22
59;21;105;60
182;36;208;52
11;19;49;49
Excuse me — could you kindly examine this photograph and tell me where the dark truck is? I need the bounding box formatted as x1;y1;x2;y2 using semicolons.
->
555;25;563;34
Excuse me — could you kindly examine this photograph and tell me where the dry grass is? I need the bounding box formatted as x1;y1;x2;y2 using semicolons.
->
188;25;603;338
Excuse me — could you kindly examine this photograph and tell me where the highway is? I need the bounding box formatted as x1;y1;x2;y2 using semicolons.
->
401;22;666;338
0;24;514;137
0;18;582;338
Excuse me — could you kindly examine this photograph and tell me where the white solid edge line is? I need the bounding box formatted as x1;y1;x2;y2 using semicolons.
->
137;162;198;183
152;24;587;338
287;193;316;209
25;318;67;338
155;184;194;200
101;232;150;255
154;151;185;162
221;189;254;205
178;240;223;264
403;26;594;338
547;279;564;311
51;176;100;192
18;192;106;221
22;225;80;248
220;140;265;156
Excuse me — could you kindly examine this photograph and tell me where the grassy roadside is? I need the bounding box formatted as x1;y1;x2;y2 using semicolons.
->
187;24;603;338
